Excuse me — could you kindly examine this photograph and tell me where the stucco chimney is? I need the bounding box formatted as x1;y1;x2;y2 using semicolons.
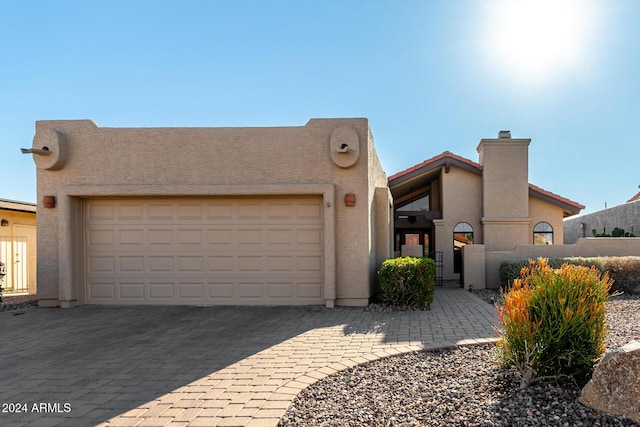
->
477;132;532;250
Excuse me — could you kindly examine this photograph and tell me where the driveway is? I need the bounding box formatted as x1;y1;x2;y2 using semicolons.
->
0;288;498;426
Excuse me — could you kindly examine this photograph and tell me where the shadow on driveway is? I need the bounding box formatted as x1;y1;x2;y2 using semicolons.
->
0;290;497;426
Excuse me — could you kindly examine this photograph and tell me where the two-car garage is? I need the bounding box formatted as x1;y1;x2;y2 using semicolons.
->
32;119;387;308
84;196;324;305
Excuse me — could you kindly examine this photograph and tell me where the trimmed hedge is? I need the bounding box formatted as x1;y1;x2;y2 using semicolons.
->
499;256;640;294
378;257;436;308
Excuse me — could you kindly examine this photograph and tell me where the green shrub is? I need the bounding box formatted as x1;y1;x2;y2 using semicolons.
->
378;257;435;308
602;256;640;294
496;258;612;388
500;256;640;294
592;226;635;237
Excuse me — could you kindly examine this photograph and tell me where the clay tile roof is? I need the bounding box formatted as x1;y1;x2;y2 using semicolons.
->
388;151;584;215
388;151;482;182
627;186;640;203
528;183;584;214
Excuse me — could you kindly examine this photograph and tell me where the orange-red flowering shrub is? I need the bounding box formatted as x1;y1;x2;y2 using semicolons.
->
495;258;612;388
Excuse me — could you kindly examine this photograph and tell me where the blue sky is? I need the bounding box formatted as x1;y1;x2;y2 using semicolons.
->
1;0;638;214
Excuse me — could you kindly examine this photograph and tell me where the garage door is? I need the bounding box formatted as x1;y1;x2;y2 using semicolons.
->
85;196;324;305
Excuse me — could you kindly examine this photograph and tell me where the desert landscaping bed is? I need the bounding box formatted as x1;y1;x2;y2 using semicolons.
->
279;293;640;426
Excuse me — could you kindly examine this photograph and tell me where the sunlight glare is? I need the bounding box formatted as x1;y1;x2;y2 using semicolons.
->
484;0;594;81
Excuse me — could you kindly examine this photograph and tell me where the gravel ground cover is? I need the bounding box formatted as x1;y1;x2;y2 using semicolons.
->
0;293;38;311
279;293;640;426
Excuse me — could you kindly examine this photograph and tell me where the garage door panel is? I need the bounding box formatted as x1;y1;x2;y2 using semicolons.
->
148;229;173;245
237;203;263;219
238;282;263;299
88;229;115;246
88;204;116;220
298;282;323;299
177;229;203;245
177;204;203;219
207;229;234;246
177;257;205;271
119;229;144;245
119;257;144;272
297;256;322;271
120;283;145;299
207;256;233;271
148;204;174;219
89;282;116;299
208;282;234;299
297;229;322;245
88;257;115;273
178;282;205;299
119;204;144;220
85;196;323;305
267;256;292;271
149;283;174;299
149;257;174;271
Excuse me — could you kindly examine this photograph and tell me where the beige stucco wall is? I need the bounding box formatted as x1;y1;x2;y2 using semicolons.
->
31;118;389;307
478;138;531;252
462;243;485;290
437;167;483;282
529;196;565;244
475;238;640;288
0;209;37;294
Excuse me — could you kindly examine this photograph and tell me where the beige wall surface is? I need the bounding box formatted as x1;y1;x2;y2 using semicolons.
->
439;167;483;281
31;118;389;307
0;210;36;234
481;238;640;288
529;197;565;244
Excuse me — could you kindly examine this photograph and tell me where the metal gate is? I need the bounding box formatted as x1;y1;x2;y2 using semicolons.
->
0;236;28;294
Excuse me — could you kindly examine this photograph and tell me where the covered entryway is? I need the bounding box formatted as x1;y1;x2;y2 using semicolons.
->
84;196;324;305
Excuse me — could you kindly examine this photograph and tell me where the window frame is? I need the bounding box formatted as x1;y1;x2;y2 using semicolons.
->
533;221;554;245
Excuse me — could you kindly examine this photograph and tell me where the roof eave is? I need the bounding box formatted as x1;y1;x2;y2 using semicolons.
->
529;187;584;217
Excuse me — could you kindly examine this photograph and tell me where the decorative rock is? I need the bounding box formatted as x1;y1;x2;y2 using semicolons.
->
579;341;640;423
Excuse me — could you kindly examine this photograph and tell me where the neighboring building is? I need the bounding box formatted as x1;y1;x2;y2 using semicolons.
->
0;198;37;294
627;185;640;204
26;119;392;308
564;186;640;244
388;131;584;285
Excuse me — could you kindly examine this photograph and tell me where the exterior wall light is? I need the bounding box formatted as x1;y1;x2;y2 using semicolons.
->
344;193;356;207
1;219;8;226
43;196;56;209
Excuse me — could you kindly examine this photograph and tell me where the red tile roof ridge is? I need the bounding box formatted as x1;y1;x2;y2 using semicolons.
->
388;151;481;181
627;190;640;204
528;183;585;210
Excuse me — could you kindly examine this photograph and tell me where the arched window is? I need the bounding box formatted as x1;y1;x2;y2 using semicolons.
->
533;221;553;244
453;222;474;273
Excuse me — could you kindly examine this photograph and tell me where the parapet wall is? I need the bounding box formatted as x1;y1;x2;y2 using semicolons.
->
464;238;640;289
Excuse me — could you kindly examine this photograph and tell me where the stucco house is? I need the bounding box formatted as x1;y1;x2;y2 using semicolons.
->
388;131;584;286
26;120;586;307
26;118;392;308
0;198;37;295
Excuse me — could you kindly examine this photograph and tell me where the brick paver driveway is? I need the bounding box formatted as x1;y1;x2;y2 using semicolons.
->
0;289;498;426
